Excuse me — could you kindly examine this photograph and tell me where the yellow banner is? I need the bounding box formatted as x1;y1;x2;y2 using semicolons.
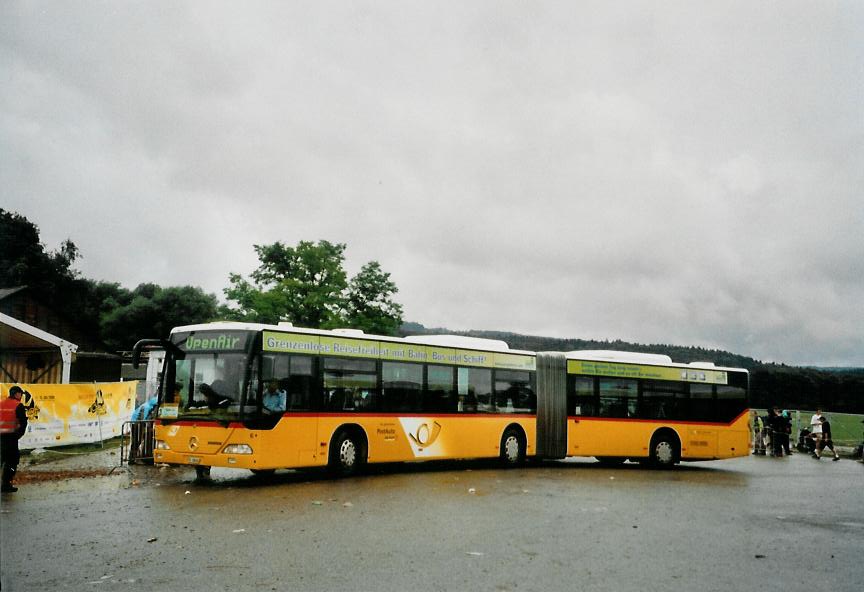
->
262;331;535;370
379;343;429;362
567;361;728;385
494;352;537;371
1;382;138;450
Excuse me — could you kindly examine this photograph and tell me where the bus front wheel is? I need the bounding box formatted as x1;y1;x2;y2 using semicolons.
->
329;430;366;476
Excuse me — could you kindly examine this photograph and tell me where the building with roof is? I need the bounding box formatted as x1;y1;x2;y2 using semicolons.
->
0;286;121;383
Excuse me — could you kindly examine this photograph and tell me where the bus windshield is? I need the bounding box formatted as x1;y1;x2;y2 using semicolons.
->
167;352;251;419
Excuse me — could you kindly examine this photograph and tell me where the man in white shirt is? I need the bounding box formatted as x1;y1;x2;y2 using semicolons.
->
809;408;823;457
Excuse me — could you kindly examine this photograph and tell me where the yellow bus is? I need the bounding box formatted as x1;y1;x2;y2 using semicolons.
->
134;322;538;478
132;323;749;477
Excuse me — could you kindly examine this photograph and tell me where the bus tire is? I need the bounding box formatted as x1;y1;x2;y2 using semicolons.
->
250;469;276;477
194;465;211;480
329;429;366;476
649;430;680;468
500;427;526;466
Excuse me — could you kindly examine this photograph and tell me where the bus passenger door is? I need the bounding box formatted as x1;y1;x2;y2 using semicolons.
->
260;354;319;467
284;357;318;465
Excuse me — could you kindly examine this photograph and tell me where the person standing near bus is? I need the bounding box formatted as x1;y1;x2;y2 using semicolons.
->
815;415;840;461
779;410;792;455
1;385;29;493
809;408;823;457
767;407;785;457
751;410;766;455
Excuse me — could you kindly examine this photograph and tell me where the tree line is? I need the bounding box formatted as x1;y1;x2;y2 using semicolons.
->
4;209;860;413
0;209;403;351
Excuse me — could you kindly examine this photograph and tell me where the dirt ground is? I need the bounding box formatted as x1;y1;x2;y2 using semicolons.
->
14;444;126;483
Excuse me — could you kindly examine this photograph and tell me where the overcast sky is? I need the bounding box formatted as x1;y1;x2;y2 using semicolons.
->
2;1;862;366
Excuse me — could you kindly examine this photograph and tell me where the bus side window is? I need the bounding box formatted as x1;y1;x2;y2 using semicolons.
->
689;384;715;422
287;356;314;410
382;362;423;412
260;353;290;409
457;367;491;413
322;358;379;412
425;365;456;413
568;376;596;416
599;378;637;418
641;380;688;420
495;370;535;413
716;376;747;422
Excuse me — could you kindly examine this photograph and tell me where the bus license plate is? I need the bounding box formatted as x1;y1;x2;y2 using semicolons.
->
188;456;201;464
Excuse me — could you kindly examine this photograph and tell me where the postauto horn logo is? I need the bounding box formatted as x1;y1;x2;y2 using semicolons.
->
399;418;446;457
408;421;442;447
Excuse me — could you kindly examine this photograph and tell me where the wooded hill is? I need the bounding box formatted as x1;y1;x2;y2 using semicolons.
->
400;324;864;414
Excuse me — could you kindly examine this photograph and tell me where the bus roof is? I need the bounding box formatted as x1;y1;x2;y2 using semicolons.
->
563;349;747;374
170;321;532;355
403;334;512;352
169;323;740;369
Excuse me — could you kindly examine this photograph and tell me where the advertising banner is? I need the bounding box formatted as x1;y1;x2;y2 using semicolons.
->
263;331;536;370
567;360;729;385
0;382;138;450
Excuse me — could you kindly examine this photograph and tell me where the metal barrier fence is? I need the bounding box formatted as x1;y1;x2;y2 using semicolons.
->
120;420;155;465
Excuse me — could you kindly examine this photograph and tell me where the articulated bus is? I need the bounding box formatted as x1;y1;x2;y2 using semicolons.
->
132;322;749;478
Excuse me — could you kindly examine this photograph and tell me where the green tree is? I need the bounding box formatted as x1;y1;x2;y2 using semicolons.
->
345;261;403;335
224;240;403;334
101;284;218;350
0;208;80;297
224;240;348;327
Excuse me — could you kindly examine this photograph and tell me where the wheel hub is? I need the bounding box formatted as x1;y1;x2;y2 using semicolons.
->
504;436;520;462
340;440;356;467
655;441;674;464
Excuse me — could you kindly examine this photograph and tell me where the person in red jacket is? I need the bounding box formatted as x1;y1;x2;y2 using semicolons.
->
1;385;29;493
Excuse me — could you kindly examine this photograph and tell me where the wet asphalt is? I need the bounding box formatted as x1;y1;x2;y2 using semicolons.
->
2;452;863;591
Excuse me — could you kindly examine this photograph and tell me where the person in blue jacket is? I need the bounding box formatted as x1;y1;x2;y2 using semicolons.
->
129;395;158;463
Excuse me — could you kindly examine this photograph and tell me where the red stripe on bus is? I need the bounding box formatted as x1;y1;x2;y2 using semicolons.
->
161;413;536;425
275;412;536;419
162;409;747;426
567;408;749;428
167;420;227;427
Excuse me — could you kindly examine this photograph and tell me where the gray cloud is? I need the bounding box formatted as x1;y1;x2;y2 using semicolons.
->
2;1;862;365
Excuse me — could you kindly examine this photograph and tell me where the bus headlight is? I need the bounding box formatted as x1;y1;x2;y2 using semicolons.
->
155;440;171;450
222;444;253;455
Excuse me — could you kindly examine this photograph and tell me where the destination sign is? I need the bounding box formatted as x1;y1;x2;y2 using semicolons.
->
176;331;250;352
567;360;728;385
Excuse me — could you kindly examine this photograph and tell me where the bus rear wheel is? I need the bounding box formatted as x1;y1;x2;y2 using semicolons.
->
329;430;366;476
500;428;526;466
649;432;680;468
